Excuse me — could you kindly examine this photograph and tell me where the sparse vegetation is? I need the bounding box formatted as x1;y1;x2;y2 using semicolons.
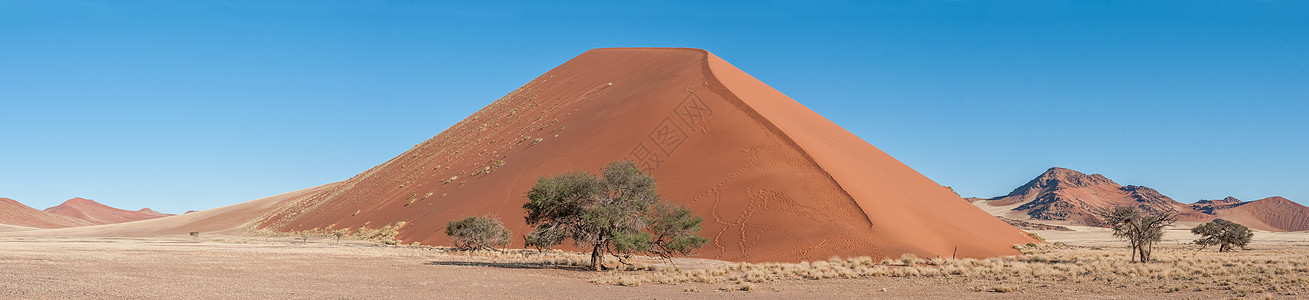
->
445;215;513;251
188;231;200;239
352;221;408;242
250;220;408;245
1192;219;1253;252
942;185;959;196
1098;206;1176;262
1026;232;1045;243
589;242;1309;297
332;230;346;244
523;160;709;271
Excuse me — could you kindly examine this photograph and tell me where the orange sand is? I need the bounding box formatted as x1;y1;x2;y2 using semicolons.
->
249;48;1033;262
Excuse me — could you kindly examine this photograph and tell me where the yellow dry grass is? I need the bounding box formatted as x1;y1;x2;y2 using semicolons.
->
591;243;1309;297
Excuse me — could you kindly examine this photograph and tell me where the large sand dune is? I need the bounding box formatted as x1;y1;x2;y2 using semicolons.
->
245;48;1033;262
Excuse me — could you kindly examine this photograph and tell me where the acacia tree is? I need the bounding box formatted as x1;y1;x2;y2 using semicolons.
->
1191;219;1253;252
445;215;513;251
523;160;709;271
1099;206;1176;263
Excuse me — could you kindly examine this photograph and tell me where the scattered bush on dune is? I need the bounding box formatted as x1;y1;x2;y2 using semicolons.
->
250;220;409;245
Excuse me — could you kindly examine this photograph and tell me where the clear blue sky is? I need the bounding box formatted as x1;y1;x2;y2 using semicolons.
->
2;1;1306;213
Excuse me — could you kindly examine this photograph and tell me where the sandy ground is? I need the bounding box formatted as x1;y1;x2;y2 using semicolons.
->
0;224;39;232
0;235;963;299
4;229;1305;299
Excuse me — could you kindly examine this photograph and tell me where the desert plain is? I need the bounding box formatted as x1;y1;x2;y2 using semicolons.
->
3;226;1307;299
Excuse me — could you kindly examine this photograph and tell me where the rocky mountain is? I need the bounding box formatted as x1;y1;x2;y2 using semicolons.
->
978;167;1190;226
974;167;1307;231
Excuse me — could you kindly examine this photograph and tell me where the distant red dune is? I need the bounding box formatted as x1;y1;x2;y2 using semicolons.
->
43;197;173;225
1186;196;1309;232
0;197;94;229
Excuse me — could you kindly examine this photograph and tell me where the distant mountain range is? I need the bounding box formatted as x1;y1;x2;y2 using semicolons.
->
970;167;1307;232
0;197;172;229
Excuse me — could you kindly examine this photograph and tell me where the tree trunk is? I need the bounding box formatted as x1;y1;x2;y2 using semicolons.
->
1139;241;1151;262
1130;238;1141;262
591;244;603;271
1129;240;1140;262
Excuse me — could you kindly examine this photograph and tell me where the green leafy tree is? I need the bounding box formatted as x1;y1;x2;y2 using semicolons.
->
1099;206;1176;263
523;160;709;271
1191;219;1253;252
445;215;513;251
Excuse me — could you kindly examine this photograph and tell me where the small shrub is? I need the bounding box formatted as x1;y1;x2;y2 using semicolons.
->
900;253;919;265
445;215;513;251
1027;232;1046;243
332;230;347;243
988;285;1020;293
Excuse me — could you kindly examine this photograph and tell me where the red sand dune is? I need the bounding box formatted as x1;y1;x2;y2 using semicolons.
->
1187;196;1309;232
976;167;1309;232
0;186;327;237
44;197;173;225
252;47;1033;262
0;198;94;229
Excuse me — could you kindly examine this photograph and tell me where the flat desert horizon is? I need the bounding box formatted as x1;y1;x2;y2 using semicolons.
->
3;225;1307;299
